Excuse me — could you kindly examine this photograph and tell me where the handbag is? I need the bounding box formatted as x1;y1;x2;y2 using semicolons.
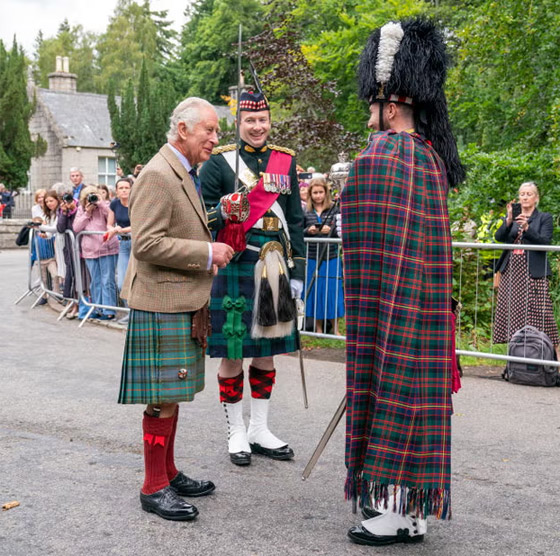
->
15;225;30;246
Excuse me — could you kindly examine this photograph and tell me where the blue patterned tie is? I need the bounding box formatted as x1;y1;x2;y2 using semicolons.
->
189;168;205;210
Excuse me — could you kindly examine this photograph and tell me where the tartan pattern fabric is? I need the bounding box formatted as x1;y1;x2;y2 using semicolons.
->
341;131;453;519
249;366;276;399
118;309;205;404
218;371;244;403
207;231;300;359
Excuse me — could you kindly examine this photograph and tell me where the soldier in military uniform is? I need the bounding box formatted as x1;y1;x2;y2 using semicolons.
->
200;91;305;466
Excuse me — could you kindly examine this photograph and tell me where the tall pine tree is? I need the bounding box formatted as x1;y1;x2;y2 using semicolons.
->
108;58;177;174
0;39;45;188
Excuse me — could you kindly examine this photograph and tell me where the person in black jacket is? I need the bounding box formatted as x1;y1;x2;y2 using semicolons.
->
493;181;559;350
57;193;79;318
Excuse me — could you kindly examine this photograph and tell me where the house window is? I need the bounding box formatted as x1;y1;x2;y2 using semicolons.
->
98;157;117;186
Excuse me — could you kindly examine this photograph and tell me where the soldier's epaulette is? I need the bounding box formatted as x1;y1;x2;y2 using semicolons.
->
268;144;295;157
212;144;237;155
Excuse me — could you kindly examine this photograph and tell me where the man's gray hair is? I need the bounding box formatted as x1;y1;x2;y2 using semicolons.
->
52;182;73;196
69;167;83;175
167;97;215;142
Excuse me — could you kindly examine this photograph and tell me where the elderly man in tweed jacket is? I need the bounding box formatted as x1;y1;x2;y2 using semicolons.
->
118;97;234;522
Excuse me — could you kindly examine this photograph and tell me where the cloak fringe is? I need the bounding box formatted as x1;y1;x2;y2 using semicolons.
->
345;472;451;520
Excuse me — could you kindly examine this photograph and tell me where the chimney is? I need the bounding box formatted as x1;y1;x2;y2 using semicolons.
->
48;56;77;93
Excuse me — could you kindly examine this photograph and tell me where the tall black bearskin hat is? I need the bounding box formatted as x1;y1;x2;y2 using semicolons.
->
358;18;465;188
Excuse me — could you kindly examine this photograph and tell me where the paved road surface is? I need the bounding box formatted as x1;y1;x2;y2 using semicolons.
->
1;249;559;555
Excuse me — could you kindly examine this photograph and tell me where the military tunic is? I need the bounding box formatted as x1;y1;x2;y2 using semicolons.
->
200;140;305;359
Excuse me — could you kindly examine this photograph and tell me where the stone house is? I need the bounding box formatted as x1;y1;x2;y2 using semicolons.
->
27;57;234;194
28;56;117;192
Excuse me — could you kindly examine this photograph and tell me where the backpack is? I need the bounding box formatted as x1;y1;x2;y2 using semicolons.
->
504;325;559;387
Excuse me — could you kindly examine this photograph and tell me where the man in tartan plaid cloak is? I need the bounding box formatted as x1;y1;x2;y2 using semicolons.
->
341;18;465;546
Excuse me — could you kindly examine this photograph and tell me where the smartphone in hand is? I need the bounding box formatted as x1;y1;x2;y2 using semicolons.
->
511;202;522;219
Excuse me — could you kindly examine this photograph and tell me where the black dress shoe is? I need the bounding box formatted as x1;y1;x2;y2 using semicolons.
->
140;486;198;521
249;443;294;460
169;472;215;497
347;525;424;546
230;451;251;466
361;505;382;520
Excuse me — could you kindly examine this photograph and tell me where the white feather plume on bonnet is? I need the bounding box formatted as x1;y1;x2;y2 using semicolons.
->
375;22;404;85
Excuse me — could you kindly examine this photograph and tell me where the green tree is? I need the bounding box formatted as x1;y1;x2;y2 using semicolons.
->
32;19;99;92
444;0;560;152
96;0;176;94
108;59;176;174
0;39;46;187
173;0;264;102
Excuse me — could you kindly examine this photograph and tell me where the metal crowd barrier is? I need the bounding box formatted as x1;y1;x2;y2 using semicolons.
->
14;227;42;305
300;238;560;369
14;225;560;370
301;237;344;340
72;230;129;328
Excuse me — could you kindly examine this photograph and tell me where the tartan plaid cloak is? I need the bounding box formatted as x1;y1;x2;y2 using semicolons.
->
341;131;453;519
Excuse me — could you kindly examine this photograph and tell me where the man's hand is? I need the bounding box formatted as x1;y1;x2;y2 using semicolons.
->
212;242;235;268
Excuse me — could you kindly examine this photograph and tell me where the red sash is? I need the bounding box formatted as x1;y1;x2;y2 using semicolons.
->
243;150;292;232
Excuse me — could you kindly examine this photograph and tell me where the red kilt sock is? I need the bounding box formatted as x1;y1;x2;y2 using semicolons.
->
166;407;179;481
218;371;244;403
248;365;276;399
142;412;174;495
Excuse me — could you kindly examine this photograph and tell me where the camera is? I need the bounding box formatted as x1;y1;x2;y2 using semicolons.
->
87;193;99;203
62;193;73;203
511;202;522;219
298;172;313;180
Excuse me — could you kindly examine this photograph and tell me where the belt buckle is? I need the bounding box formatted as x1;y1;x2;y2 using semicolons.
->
262;217;279;232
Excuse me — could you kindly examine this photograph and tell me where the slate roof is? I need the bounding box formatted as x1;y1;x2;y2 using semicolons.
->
37;88;113;149
37;87;234;148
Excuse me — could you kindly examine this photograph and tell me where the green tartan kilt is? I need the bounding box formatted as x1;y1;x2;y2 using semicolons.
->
208;230;300;359
118;309;205;404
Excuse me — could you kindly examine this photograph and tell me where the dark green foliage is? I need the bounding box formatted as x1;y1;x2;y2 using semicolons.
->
0;39;45;188
172;0;265;103
108;59;177;174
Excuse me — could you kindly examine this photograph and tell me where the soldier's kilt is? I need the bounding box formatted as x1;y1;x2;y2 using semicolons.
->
118;309;205;404
208;230;300;359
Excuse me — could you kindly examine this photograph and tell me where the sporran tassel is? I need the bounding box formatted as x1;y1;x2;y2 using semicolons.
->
257;265;276;326
277;264;295;322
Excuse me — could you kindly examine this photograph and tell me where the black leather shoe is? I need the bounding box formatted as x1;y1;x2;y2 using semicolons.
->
250;443;294;460
361;505;382;520
169;472;215;497
140;486;199;521
347;525;424;546
230;451;251;466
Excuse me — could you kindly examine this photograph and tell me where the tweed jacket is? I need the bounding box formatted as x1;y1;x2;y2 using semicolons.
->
121;144;213;313
494;209;553;278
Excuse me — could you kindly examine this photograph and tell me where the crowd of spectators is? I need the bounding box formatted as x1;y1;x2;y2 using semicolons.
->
28;163;346;335
28;167;135;322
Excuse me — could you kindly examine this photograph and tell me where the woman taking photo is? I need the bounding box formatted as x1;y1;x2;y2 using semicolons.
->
493;181;559;352
73;185;119;320
304;177;345;335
